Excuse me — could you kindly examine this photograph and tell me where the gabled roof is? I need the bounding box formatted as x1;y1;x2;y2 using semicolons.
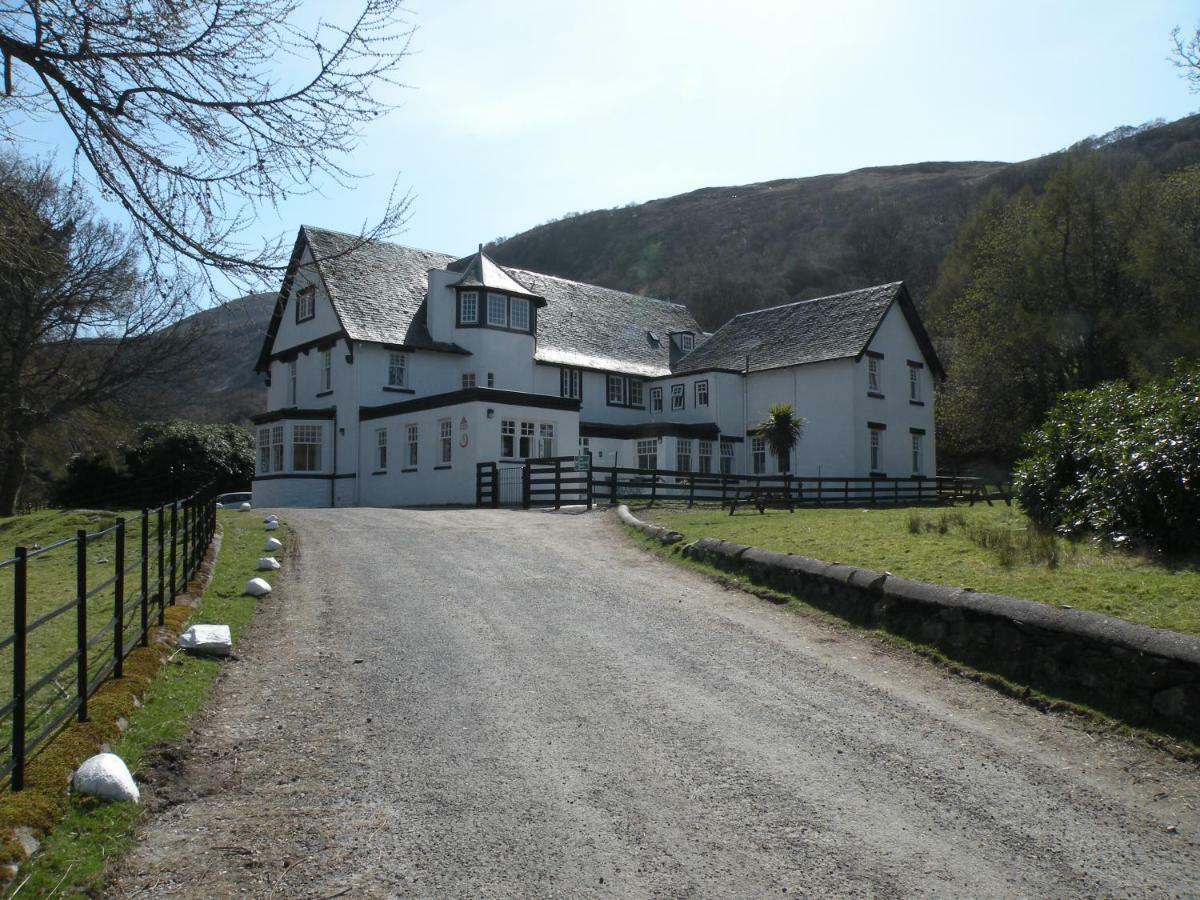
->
257;226;701;378
672;282;944;379
448;247;543;302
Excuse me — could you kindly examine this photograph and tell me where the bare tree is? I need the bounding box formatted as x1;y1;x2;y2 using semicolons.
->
0;0;414;289
0;155;194;515
1171;24;1200;92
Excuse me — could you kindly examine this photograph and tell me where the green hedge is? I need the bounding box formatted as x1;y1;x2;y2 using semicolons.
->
1015;363;1200;552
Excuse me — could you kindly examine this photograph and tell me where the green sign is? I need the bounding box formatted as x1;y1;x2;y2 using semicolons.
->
574;454;591;472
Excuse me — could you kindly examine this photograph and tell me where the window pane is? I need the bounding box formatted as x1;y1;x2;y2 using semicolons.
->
461;291;478;323
628;379;643;407
510;297;530;331
487;292;507;326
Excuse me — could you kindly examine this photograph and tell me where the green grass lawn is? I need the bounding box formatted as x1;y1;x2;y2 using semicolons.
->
633;502;1200;636
0;509;197;748
8;509;280;897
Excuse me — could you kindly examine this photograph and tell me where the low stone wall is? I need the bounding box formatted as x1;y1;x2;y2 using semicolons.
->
680;535;1200;738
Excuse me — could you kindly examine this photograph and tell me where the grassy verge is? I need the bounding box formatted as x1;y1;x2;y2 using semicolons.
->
629;502;1200;635
1;510;282;897
622;522;1200;760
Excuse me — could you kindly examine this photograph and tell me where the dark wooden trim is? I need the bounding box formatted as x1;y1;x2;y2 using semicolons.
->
869;471;887;478
909;400;926;407
909;427;927;435
250;407;336;425
377;341;471;356
907;359;925;369
580;421;721;440
868;421;887;430
272;331;345;364
433;465;452;471
693;379;710;407
400;467;418;473
865;350;884;360
294;284;316;324
315;389;333;398
382;386;416;394
371;470;387;476
333;473;355;480
720;435;745;444
867;391;885;399
253;472;333;482
361;387;581;422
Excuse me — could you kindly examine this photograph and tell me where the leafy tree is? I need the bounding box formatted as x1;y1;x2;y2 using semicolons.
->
0;0;414;287
757;404;804;474
0;156;191;516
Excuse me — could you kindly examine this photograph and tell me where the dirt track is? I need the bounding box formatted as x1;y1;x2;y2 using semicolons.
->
110;507;1200;897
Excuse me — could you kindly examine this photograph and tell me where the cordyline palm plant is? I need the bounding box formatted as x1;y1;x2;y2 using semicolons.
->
757;404;805;474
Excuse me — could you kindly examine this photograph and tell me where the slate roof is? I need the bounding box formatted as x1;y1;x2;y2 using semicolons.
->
672;282;944;378
448;247;543;301
261;226;701;378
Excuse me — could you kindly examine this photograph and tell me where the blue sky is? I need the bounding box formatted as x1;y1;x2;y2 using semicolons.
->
12;0;1200;290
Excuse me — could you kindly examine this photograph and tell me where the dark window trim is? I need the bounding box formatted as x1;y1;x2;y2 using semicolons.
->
250;407;336;425
694;379;709;406
869;471;887;478
605;374;645;409
433;465;452;471
909;427;926;435
253;472;333;482
909;400;925;407
294;284;316;324
560;366;583;401
865;350;884;360
867;391;885;399
907;359;925;369
272;330;345;364
315;389;333;398
868;421;887;430
371;470;387;476
456;288;481;326
460;291;536;335
362;387;580;422
670;383;686;411
383;386;416;394
400;467;418;473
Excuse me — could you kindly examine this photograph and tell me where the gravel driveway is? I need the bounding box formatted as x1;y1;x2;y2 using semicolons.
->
110;507;1200;897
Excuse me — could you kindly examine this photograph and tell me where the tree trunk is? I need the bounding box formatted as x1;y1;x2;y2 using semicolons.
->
0;434;28;517
778;450;790;475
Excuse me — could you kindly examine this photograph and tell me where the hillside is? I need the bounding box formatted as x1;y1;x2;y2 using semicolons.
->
489;115;1200;327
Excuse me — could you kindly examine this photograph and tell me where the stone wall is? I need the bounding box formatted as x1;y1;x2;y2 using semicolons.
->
680;535;1200;739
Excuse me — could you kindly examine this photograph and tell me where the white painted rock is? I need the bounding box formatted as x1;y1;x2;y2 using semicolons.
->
73;753;140;803
264;520;279;531
177;624;233;657
263;538;283;552
239;502;252;511
263;514;278;524
244;577;272;597
257;556;281;571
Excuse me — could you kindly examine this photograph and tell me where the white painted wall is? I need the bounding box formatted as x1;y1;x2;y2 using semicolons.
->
271;250;340;353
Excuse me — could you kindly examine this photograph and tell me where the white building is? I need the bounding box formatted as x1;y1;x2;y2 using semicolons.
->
251;226;944;507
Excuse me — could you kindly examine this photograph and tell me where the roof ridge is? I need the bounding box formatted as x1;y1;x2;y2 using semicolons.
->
507;265;691;311
300;224;457;260
731;281;904;320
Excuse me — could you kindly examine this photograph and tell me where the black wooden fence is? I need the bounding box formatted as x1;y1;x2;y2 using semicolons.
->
0;489;217;791
476;457;991;510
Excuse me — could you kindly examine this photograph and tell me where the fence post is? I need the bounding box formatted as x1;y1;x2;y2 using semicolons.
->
140;508;150;647
554;462;562;510
114;518;125;679
157;505;166;625
688;473;695;508
76;530;88;722
522;461;532;509
609;470;617;506
870;478;877;506
649;468;658;506
12;547;28;791
586;462;593;511
169;501;178;606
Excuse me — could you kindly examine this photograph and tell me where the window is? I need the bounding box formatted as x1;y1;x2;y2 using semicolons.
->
320;349;332;392
295;285;315;322
908;363;923;403
679;332;694;352
649;387;663;412
487;372;495;388
698;440;713;474
287;360;297;406
538;423;555;458
637;439;658;470
388;352;407;388
501;419;515;458
510;297;530;332
676;438;693;473
271;425;284;472
439;418;452;465
560;368;582;400
460;291;478;324
519;421;535;458
670;384;685;411
628;379;643;408
257;428;271;474
607;374;625;405
869;425;884;473
375;428;388;471
694;380;709;407
406;424;419;468
579;437;590;452
292;424;322;472
751;436;767;474
462;372;476;389
487;292;507;326
720;440;735;475
868;355;881;394
911;432;924;475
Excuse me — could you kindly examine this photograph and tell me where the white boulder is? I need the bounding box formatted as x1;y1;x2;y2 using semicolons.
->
177;624;233;657
257;557;281;571
263;514;278;524
73;753;140;803
244;577;272;597
263;537;283;552
239;502;252;511
264;520;279;531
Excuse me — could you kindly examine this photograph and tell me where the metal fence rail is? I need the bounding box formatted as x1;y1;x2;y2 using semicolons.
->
0;490;218;791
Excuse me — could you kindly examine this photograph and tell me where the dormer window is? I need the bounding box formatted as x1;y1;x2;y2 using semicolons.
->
679;332;695;352
487;292;507;326
459;291;478;324
510;297;530;331
295;284;315;323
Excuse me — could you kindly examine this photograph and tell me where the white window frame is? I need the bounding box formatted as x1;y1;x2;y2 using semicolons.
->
628;378;643;408
287;360;297;406
870;427;883;473
538;423;555;458
439;418;453;465
670;384;685;411
637;439;658;470
649;386;663;412
375;428;388;471
679;332;694;352
519;421;535;458
607;374;625;406
694;380;709;407
510;297;530;332
560;368;582;400
460;290;479;324
751;436;767;475
270;425;284;472
698;439;713;473
320;349;332;392
868;356;881;394
487;292;508;327
909;365;921;402
257;428;271;474
388;352;407;388
462;372;476;389
487;372;495;388
406;424;419;468
292;424;323;472
911;432;924;475
500;419;516;459
295;284;315;322
676;438;693;473
720;440;735;475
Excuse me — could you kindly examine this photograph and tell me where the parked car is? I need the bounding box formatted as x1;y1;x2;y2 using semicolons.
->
215;491;253;509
